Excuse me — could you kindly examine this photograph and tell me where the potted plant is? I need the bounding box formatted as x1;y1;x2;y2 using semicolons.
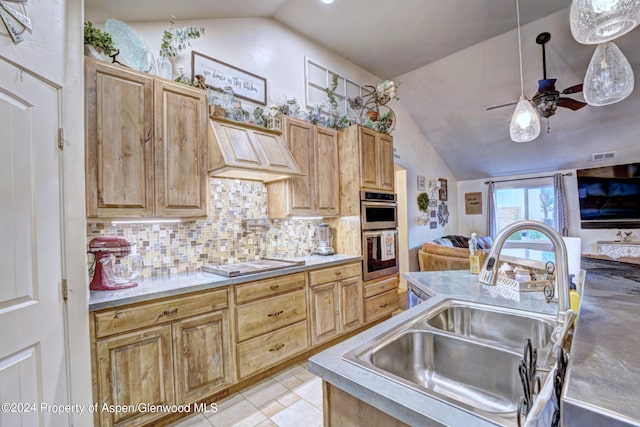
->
84;21;117;59
157;16;204;79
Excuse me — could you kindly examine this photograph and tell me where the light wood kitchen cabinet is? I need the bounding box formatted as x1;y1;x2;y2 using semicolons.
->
96;325;174;427
308;263;363;346
90;288;231;427
233;273;309;380
85;58;208;220
363;273;399;323
339;125;395;196
267;116;339;218
172;311;232;405
153;79;209;217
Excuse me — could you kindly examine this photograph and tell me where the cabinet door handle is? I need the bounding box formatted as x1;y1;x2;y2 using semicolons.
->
270;284;279;291
268;310;284;317
379;303;389;308
144;131;152;144
163;308;178;316
269;344;285;352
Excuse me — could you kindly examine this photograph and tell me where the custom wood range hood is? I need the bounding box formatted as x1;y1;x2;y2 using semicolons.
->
208;116;304;182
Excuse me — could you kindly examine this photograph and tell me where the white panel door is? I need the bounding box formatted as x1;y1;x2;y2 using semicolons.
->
0;59;69;426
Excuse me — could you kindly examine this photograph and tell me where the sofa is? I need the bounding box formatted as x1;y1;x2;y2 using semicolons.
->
418;235;492;271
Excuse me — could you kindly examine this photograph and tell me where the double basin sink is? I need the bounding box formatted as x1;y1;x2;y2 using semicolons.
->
343;299;560;425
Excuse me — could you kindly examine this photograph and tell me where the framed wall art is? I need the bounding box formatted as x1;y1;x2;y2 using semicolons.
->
192;51;267;105
438;178;448;201
417;175;426;191
465;192;483;215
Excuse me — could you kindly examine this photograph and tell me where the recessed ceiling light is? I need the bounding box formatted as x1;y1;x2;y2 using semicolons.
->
321;0;335;4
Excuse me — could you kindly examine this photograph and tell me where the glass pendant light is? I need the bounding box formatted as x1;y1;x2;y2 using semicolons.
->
583;41;634;105
570;0;640;44
510;0;540;142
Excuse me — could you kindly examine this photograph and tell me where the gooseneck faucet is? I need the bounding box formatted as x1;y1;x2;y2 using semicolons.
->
478;220;570;324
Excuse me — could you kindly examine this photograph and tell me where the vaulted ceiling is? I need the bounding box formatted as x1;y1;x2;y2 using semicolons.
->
85;0;640;180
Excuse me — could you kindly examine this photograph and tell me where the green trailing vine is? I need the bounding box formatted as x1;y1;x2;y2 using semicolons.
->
417;192;430;212
84;21;117;56
159;16;205;59
324;74;339;110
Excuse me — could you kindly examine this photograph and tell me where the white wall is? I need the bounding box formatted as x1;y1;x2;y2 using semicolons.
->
457;166;634;254
83;16;459;271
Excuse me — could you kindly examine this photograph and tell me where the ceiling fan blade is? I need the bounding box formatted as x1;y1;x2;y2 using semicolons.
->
485;101;518;111
557;97;587;111
562;84;583;94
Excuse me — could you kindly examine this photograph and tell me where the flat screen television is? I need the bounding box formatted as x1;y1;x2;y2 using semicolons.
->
577;162;640;229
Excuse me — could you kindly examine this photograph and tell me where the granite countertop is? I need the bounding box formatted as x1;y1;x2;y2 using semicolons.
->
562;257;640;427
89;254;361;311
308;270;559;426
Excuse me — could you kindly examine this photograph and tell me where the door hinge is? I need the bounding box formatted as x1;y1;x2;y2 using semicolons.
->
62;279;68;301
57;128;64;150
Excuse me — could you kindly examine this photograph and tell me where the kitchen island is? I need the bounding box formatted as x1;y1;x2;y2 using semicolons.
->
309;259;640;426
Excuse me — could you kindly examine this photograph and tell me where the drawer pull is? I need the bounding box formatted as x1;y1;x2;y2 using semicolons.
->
269;344;285;352
163;308;178;316
270;284;280;290
268;310;284;317
335;271;342;276
379;303;389;308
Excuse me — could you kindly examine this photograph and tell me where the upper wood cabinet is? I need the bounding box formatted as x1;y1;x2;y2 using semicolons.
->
208;117;303;182
354;126;394;192
85;58;208;220
337;125;395;215
267;116;339;218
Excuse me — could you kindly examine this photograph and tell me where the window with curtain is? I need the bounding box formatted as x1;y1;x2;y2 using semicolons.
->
495;182;554;242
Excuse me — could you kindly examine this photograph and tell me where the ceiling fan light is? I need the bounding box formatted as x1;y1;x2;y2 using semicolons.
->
570;0;640;44
510;97;541;142
583;41;634;106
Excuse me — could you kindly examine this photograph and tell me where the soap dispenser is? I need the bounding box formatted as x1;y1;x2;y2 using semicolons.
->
569;273;581;319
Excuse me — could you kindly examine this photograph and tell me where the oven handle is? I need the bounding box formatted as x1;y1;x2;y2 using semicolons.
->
362;229;398;238
361;201;398;208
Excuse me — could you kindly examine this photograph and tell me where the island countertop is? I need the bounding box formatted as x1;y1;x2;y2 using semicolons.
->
308;270;558;426
562;257;640;427
89;254;361;311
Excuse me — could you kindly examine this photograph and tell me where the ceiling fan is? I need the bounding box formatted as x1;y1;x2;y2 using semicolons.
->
487;32;587;119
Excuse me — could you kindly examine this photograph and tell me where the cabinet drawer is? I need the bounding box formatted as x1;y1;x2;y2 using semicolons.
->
363;275;399;299
235;290;307;342
235;273;305;304
309;263;361;286
95;288;228;338
236;320;308;380
364;289;398;323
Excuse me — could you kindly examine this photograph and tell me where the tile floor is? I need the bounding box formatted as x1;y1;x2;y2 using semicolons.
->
169;362;324;427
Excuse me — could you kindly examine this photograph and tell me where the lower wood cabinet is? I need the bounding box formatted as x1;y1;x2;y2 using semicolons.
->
96;325;174;427
233;274;309;380
363;274;399;323
91;288;231;427
172;311;232;405
90;262;383;426
308;263;363;346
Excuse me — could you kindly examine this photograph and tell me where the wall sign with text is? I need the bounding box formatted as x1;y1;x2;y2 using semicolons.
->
465;192;483;215
192;51;267;105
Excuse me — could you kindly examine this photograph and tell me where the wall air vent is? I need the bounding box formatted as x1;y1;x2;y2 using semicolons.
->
591;151;616;161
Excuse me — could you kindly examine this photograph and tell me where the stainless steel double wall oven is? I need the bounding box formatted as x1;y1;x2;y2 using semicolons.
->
360;191;399;281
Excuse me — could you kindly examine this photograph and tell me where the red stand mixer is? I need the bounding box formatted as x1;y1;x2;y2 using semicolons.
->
89;236;141;291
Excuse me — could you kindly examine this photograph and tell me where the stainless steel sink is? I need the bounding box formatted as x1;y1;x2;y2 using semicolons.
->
426;301;555;352
343;298;560;425
370;331;524;414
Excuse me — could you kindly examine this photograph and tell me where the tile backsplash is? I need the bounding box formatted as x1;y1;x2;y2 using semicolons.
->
87;178;321;278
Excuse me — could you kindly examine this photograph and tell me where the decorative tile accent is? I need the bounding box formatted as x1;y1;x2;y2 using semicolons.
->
87;178;322;278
